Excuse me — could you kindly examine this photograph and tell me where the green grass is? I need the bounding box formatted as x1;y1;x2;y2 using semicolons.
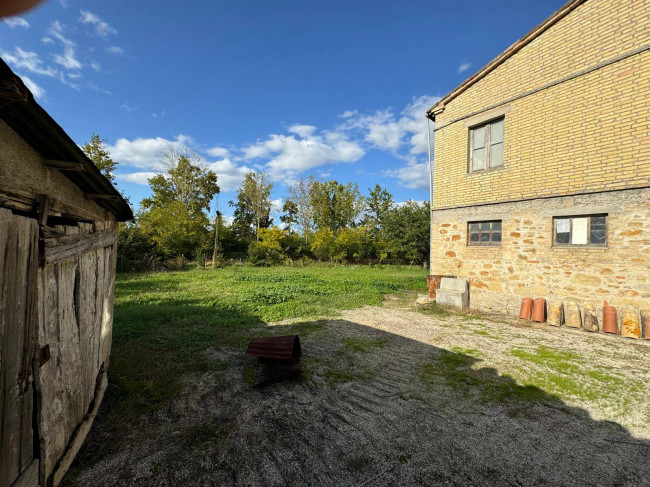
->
80;265;425;462
341;337;388;353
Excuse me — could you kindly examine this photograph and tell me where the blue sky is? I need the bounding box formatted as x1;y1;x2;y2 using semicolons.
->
1;0;565;219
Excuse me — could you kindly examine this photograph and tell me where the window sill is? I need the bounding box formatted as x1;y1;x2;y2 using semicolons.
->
467;245;502;248
466;165;506;176
552;245;609;250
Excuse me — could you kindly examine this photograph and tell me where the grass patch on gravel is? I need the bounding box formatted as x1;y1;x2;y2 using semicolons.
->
77;265;426;464
341;337;388;353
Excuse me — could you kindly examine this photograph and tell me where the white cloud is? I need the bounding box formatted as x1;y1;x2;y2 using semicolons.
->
41;36;54;44
243;128;364;183
339;110;357;118
106;135;194;169
79;10;117;37
4;17;29;29
90;62;101;71
340;95;439;155
116;171;160;185
288;124;316;138
19;74;45;99
87;81;112;95
270;198;284;216
49;21;82;71
384;161;430;190
120;103;136;112
106;46;124;54
206;146;229;158
458;60;472;75
206;158;251;192
0;47;59;77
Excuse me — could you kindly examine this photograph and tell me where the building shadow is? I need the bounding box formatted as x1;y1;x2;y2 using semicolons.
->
71;315;650;486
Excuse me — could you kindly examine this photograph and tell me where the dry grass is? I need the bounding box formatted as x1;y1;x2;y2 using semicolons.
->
70;295;650;486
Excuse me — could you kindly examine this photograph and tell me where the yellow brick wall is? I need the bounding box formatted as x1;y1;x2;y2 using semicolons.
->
432;0;650;210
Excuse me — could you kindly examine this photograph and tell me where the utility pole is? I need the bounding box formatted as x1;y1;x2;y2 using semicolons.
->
212;194;220;267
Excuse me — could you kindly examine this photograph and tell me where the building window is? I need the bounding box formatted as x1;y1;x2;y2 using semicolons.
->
468;220;502;246
469;118;504;172
553;215;607;246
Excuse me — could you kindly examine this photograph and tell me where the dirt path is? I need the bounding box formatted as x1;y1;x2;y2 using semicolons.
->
73;302;650;486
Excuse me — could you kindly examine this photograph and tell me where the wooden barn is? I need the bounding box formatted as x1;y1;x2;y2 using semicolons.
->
0;59;132;486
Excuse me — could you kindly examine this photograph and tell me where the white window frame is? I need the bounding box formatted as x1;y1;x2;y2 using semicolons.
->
552;214;608;247
468;117;504;172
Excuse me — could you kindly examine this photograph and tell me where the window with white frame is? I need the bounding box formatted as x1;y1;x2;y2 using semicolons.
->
469;118;504;172
553;215;607;246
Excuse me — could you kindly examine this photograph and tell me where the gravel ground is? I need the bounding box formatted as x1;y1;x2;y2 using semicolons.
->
73;300;650;486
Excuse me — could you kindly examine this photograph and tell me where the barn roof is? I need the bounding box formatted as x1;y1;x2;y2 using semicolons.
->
426;0;587;120
0;58;133;221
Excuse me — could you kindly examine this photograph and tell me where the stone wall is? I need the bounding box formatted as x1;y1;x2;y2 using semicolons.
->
430;188;650;321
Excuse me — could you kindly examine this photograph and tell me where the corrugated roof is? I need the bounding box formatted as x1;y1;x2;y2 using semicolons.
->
0;58;133;221
426;0;587;119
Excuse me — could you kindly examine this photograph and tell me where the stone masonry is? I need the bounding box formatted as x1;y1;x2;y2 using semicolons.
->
430;188;650;318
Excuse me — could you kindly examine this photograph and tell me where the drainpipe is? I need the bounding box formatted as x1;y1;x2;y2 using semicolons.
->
426;116;434;274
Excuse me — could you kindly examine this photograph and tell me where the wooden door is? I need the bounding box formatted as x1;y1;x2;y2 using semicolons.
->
0;208;39;487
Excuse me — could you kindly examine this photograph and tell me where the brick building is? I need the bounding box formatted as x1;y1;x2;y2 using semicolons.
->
426;0;649;321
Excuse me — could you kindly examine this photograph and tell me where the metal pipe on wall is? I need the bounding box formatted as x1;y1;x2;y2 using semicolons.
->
427;117;434;272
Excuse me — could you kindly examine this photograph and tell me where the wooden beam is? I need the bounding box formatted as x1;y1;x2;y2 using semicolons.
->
43;159;86;172
36;194;50;226
84;194;121;202
0;184;100;222
41;229;116;266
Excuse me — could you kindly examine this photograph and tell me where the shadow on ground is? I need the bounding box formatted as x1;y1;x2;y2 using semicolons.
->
70;315;650;486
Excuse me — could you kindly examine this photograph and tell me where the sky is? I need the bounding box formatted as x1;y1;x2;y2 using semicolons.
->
1;0;565;220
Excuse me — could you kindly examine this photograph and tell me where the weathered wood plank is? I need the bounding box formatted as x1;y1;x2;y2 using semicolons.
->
41;230;115;266
43;159;86;172
51;370;107;487
35;223;117;485
10;458;39;487
0;184;101;222
0;209;38;487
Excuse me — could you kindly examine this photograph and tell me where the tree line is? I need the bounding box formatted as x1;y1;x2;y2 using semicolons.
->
82;134;429;271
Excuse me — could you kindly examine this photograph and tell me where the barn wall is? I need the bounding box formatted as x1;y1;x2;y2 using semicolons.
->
0;208;39;486
0;119;109;222
35;220;117;485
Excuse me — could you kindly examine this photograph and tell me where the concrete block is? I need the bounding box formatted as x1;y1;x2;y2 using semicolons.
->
547;301;564;326
583;305;599;332
436;278;469;308
564;302;582;328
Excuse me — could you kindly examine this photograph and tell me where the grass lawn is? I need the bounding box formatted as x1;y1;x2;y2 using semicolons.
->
89;265;427;455
69;265;650;485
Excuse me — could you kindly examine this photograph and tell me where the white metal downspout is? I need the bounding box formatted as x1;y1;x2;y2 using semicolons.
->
427;117;434;273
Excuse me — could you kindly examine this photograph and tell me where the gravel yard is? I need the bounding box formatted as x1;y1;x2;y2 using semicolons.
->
73;299;650;486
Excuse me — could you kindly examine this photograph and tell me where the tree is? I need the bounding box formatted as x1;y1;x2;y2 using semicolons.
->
230;171;273;241
143;147;218;215
139;146;219;260
280;200;298;234
334;227;370;261
249;226;286;265
82;133;118;182
363;184;394;234
312;180;365;233
285;175;317;238
310;228;336;261
381;200;430;264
